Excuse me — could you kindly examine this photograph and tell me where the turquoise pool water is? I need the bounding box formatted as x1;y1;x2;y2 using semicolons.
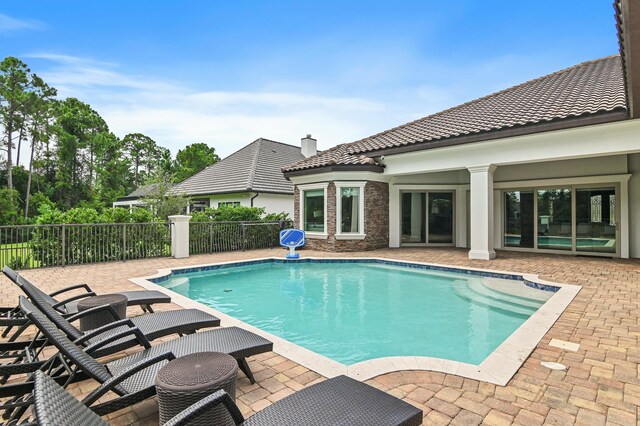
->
158;261;550;365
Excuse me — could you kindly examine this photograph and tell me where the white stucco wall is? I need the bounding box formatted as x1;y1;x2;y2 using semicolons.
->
629;154;640;258
253;193;295;217
494;155;628;182
387;154;636;257
206;193;294;217
208;193;253;208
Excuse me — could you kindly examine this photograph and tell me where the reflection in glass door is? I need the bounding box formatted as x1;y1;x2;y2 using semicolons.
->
576;188;616;253
502;186;618;255
401;193;426;243
504;191;534;248
537;189;572;251
428;193;453;244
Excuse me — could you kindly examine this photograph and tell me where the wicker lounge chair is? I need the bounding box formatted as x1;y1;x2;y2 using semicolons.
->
1;266;171;340
13;273;221;358
13;297;272;416
33;370;423;426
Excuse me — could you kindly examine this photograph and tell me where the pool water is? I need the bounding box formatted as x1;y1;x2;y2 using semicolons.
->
159;261;553;365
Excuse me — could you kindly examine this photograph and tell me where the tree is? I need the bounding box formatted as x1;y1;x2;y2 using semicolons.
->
0;57;33;190
123;133;155;186
173;143;219;182
24;75;57;217
0;188;20;225
93;132;134;205
139;170;189;220
53;98;108;209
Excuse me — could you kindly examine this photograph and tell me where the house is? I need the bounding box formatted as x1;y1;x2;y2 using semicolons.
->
112;183;160;211
282;0;640;259
169;138;308;216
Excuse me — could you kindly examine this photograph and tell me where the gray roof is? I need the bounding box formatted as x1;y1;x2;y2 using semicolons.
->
116;183;161;201
172;138;305;196
283;55;628;174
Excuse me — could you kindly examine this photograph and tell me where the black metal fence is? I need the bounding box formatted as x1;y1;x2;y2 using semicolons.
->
189;221;288;255
0;222;171;270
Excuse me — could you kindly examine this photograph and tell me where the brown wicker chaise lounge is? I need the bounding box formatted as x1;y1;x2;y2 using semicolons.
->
33;369;423;425
12;272;220;358
10;297;272;417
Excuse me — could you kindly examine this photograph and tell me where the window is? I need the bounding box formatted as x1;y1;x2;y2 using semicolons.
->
190;198;210;212
336;183;365;237
299;184;328;235
218;201;240;208
400;191;454;245
504;191;534;248
502;185;618;254
537;189;572;251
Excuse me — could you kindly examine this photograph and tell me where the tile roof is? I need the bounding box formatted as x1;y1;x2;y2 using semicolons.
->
172;138;305;196
117;183;161;201
283;55;627;173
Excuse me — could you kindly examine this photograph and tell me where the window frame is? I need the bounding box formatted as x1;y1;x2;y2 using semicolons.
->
500;182;620;256
335;181;366;240
298;182;329;239
217;201;241;208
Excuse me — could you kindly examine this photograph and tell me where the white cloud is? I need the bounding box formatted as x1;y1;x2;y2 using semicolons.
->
0;14;43;33
27;51;550;159
30;53;396;157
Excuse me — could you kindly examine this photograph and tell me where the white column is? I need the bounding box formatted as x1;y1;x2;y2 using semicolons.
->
169;215;191;258
388;186;400;247
620;178;629;258
467;165;497;260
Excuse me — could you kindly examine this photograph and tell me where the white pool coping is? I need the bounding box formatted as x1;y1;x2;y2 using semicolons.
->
130;256;581;386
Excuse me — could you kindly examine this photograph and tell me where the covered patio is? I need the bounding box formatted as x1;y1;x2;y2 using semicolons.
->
3;247;638;425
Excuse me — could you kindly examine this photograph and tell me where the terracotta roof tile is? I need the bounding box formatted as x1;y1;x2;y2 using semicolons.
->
283;55;627;173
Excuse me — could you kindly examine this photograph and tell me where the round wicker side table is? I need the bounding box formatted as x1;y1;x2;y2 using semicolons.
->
76;294;127;332
155;351;238;426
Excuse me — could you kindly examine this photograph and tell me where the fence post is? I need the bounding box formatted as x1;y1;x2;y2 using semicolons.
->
61;224;66;266
241;223;246;251
169;215;191;258
122;224;127;261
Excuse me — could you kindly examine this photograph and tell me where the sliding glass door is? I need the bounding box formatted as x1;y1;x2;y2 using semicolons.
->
576;188;616;253
503;186;617;255
504;191;534;248
428;193;453;244
537;189;572;250
401;193;426;243
401;191;454;245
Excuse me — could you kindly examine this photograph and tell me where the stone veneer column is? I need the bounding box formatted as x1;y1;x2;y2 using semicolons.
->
292;180;389;251
467;165;497;260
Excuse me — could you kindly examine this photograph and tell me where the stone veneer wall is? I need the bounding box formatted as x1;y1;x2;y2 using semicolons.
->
294;180;389;252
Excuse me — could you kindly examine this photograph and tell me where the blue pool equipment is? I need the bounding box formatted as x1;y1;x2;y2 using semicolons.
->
280;229;305;259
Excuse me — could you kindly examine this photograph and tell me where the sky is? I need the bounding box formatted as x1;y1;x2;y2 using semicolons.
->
0;1;619;158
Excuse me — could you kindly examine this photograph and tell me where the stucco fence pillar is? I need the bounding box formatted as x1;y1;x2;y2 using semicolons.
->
169;215;191;258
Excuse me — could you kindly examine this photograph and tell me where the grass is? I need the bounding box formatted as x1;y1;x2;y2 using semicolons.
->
0;243;40;269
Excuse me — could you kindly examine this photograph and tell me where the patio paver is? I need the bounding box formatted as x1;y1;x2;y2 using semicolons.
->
2;247;639;425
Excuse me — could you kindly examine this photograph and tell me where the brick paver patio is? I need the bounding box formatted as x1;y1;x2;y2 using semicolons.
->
2;247;639;425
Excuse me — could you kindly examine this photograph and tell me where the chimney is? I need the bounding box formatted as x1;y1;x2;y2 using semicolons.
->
301;134;317;158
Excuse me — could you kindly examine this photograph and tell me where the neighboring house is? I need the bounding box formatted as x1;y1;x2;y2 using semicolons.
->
112;183;160;211
282;0;640;259
170;138;308;216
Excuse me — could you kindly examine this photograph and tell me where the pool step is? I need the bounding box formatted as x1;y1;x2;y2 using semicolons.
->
482;278;553;302
467;280;545;309
453;281;538;316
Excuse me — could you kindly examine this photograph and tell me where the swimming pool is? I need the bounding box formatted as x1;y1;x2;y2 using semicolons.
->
143;258;575;375
130;257;580;385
